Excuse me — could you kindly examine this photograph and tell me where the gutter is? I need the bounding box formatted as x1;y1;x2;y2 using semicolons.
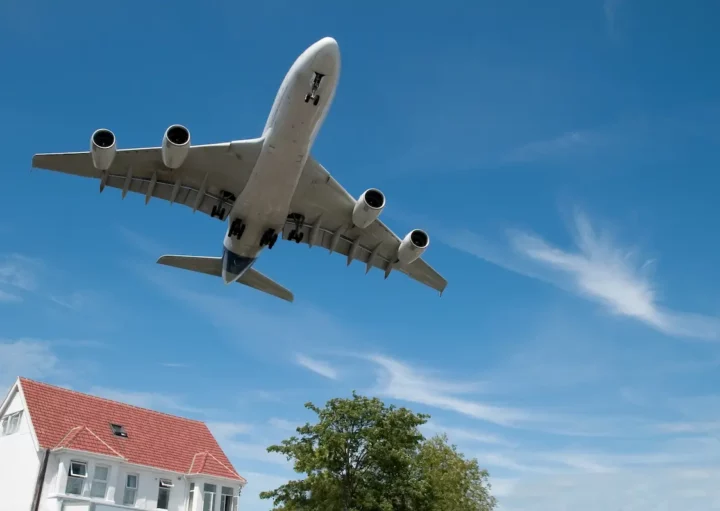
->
30;448;50;511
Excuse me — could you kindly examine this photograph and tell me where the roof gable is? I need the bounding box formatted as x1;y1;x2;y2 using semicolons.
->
18;378;244;482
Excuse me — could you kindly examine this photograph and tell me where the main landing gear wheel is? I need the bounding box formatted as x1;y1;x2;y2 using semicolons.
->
211;205;226;219
287;212;305;244
259;229;279;249
288;230;304;243
228;218;245;240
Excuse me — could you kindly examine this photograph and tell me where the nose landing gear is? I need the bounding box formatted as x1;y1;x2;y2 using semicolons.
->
304;72;324;106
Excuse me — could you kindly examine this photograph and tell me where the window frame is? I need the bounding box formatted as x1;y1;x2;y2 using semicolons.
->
0;410;23;436
65;460;88;496
110;423;128;438
186;482;196;511
157;478;174;510
220;486;234;511
122;473;139;506
203;483;217;511
89;464;110;499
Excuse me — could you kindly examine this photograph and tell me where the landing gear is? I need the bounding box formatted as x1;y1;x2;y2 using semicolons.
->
304;72;324;106
287;213;306;244
211;191;236;220
260;228;278;249
211;205;226;219
228;218;245;240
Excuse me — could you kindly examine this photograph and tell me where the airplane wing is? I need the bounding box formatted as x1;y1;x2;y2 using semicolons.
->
31;138;266;220
285;156;447;294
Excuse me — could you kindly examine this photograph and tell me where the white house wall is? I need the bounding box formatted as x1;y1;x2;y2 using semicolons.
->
0;386;40;511
39;451;240;511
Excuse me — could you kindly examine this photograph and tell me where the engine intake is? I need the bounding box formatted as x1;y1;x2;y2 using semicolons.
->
162;124;191;169
90;129;116;171
397;229;430;265
352;188;385;229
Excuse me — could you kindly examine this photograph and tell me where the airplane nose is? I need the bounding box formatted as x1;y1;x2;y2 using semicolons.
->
311;37;340;73
222;268;238;285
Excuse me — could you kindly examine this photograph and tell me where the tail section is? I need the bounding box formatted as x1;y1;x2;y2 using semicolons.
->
157;255;294;303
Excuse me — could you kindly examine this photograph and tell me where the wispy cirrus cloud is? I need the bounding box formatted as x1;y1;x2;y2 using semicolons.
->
504;131;602;164
442;209;720;341
604;0;625;40
88;386;212;416
0;339;60;389
0;254;41;301
366;354;539;427
295;354;339;380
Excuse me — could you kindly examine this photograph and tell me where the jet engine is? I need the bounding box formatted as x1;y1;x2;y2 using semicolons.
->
352;188;385;229
162;124;191;169
90;129;116;171
397;229;430;265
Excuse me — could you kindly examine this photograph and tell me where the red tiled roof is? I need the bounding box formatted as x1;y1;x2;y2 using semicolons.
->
188;452;241;480
19;378;245;482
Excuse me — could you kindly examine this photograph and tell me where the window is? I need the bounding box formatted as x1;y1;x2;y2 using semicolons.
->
110;423;128;438
123;474;138;506
158;478;174;510
187;483;196;511
0;410;23;436
220;486;235;511
90;465;109;498
203;483;217;511
65;461;87;495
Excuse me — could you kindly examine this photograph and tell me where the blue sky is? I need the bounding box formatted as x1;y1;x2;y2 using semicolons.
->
2;0;720;509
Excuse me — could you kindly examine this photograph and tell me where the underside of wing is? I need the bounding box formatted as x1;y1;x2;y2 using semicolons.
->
31;132;265;221
285;156;447;294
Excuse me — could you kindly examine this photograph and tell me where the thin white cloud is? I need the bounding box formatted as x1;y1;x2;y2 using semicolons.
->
0;254;40;293
505;131;600;163
443;210;720;341
422;421;513;446
206;421;254;438
0;339;60;390
295;354;338;380
268;418;298;432
367;354;539;427
604;0;624;39
160;362;189;368
88;386;211;416
0;289;21;303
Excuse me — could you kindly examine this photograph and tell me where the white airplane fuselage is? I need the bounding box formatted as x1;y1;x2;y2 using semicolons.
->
221;37;341;284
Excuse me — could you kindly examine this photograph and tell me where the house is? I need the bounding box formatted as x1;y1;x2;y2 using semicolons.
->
0;377;247;511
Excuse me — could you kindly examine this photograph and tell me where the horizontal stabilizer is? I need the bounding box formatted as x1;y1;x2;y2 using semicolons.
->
156;255;294;303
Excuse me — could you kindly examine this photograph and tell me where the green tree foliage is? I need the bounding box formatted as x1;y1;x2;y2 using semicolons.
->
259;392;496;511
415;434;497;511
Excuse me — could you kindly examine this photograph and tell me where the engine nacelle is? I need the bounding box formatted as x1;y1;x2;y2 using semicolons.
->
352;188;385;229
162;124;191;169
397;229;430;265
90;129;116;171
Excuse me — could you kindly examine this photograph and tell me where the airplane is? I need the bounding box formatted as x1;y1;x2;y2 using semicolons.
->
31;37;447;303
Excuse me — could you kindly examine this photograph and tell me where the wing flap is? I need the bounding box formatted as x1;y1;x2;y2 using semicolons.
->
279;218;447;294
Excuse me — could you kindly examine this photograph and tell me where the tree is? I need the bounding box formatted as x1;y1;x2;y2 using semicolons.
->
259;392;496;511
260;392;428;511
415;434;497;511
